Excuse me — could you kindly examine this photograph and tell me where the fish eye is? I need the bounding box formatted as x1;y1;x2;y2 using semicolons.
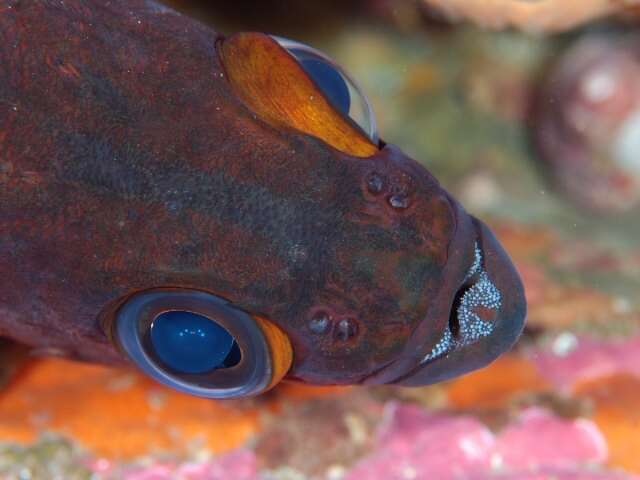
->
272;36;379;143
149;311;239;374
108;288;292;398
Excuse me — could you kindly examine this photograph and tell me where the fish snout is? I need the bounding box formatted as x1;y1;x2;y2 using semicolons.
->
396;218;526;386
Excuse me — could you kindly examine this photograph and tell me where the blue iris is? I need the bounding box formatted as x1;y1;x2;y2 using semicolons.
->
150;311;235;374
291;48;351;116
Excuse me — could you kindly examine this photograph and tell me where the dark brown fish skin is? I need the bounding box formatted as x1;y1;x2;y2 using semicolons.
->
0;0;525;386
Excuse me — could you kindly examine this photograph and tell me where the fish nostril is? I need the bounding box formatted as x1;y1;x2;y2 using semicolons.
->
365;172;385;194
388;194;410;209
335;317;359;342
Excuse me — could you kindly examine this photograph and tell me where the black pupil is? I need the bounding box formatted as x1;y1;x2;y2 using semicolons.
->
290;48;351;116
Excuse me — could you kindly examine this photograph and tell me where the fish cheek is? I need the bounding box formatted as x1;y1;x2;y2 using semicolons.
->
290;254;431;384
380;191;456;325
288;172;458;384
412;192;457;266
291;306;369;384
395;254;444;314
287;270;406;384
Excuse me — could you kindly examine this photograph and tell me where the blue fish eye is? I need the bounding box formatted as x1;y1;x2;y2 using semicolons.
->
113;289;290;399
150;311;236;374
289;48;351;116
272;36;379;144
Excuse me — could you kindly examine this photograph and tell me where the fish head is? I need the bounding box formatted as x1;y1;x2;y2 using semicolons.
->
98;30;527;397
280;142;527;386
217;32;526;386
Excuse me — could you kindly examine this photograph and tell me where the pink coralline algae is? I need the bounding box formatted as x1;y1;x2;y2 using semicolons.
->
83;400;639;479
532;335;640;391
345;403;635;480
494;408;607;469
534;33;640;213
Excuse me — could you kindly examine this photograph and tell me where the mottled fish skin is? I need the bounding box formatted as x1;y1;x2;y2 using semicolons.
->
0;0;525;386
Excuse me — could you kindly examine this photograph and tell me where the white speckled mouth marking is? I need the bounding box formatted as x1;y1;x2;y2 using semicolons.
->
421;243;502;364
422;329;453;364
457;271;501;343
464;243;482;281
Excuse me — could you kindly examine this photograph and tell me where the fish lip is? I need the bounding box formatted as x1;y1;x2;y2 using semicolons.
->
363;215;526;386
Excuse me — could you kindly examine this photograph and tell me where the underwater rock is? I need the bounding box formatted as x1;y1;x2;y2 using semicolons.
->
0;435;93;480
467;471;637;480
577;375;640;474
494;407;607;469
533;335;640;392
345;403;629;480
254;392;381;476
99;450;259;480
420;0;634;32
534;34;640;214
0;359;261;458
346;403;494;480
446;355;551;409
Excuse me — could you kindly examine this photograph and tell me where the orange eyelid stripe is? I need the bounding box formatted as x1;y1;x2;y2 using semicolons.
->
219;32;378;158
252;314;293;391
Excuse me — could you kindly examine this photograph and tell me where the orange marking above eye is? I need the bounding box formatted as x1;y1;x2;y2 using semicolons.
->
219;32;378;158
